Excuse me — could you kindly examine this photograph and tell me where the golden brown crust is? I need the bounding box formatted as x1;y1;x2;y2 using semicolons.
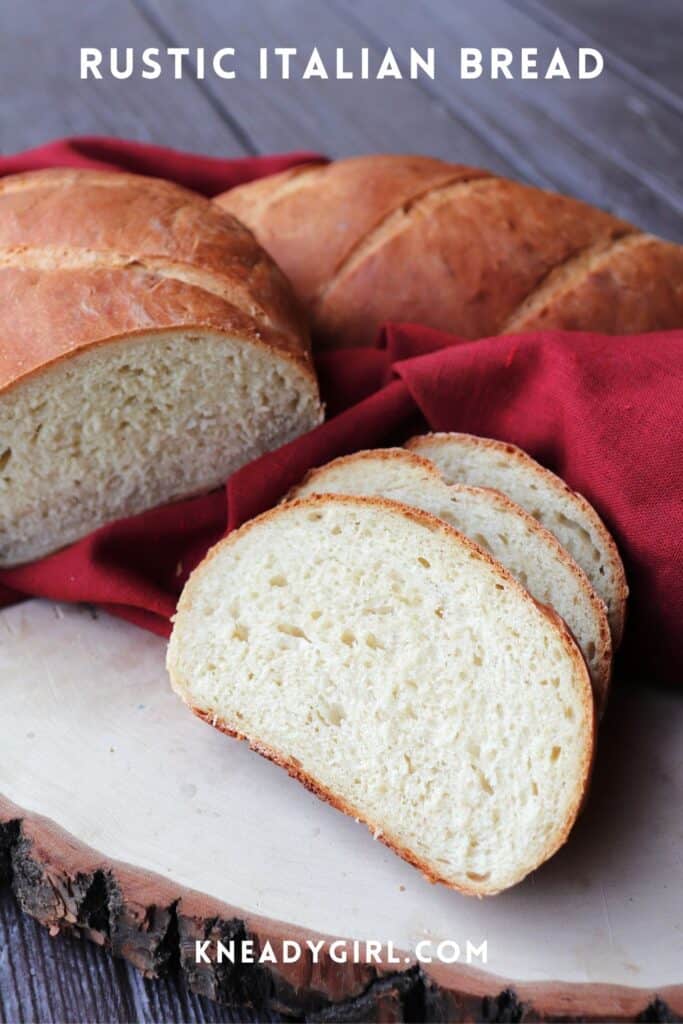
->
406;432;629;648
216;162;328;246
0;168;316;393
314;178;630;348
505;233;683;335
0;169;287;303
219;155;490;310
170;493;595;896
215;154;683;349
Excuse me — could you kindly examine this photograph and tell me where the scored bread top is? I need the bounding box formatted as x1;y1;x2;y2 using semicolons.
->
216;154;683;348
290;447;612;712
0;169;316;392
406;432;628;648
219;156;487;305
168;492;595;895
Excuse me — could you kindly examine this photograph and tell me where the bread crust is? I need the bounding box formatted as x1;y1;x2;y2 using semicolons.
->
220;155;486;307
215;154;683;349
0;169;317;395
406;433;628;648
290;448;612;713
169;493;596;896
502;233;683;335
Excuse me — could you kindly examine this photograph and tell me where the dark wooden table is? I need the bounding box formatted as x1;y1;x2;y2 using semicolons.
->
0;2;681;1021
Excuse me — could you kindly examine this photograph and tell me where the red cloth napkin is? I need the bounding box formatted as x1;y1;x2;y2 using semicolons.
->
0;139;680;688
0;135;324;193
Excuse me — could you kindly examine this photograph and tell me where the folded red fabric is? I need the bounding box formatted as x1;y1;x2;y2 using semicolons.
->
0;135;323;193
0;139;680;690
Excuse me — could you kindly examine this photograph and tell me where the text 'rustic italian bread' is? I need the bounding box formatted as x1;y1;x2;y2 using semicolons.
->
0;169;322;565
167;495;594;895
406;433;627;647
215;154;683;348
290;449;612;713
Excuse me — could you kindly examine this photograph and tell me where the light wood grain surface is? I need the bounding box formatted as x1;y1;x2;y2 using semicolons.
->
0;2;681;1021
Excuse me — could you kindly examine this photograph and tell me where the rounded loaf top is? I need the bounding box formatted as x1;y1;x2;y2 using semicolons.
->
0;167;314;390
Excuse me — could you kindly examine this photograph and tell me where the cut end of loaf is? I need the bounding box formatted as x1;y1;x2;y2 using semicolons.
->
168;494;594;896
0;332;322;566
0;167;323;565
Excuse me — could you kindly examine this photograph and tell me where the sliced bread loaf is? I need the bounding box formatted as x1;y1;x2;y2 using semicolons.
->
0;169;322;566
291;449;611;713
168;494;595;895
405;433;627;647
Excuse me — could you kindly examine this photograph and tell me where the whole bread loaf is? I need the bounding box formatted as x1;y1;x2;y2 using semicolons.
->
168;494;594;895
0;169;322;565
216;155;683;349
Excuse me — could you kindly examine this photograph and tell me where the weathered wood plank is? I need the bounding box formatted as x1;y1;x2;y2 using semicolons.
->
124;967;272;1023
0;887;260;1023
0;0;249;156
0;886;134;1023
512;0;683;103
138;0;529;177
334;0;683;239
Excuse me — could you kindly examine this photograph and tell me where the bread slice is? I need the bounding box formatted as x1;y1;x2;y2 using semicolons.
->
291;449;611;713
168;494;594;895
0;169;322;565
405;433;627;647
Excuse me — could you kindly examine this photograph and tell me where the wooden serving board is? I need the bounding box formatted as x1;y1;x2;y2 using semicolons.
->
1;600;681;1021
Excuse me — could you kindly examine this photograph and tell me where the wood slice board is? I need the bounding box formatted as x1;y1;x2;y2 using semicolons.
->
1;599;681;1021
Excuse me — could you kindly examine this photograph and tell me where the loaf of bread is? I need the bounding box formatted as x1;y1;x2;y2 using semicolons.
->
168;494;594;895
291;449;611;712
216;155;683;349
0;169;322;566
406;433;627;647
